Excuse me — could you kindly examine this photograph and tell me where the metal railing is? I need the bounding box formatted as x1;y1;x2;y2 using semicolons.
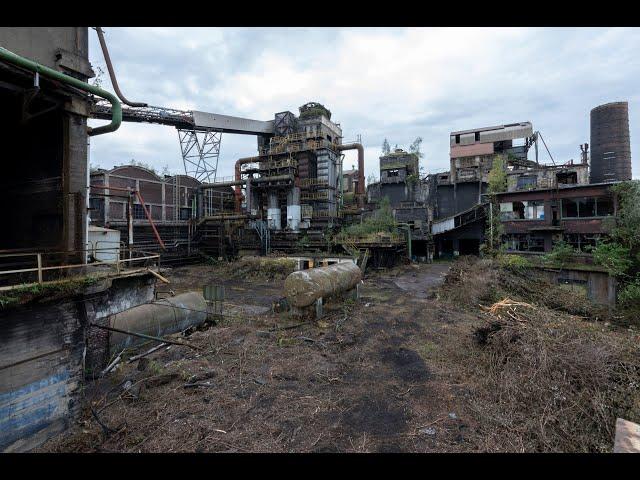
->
0;246;160;291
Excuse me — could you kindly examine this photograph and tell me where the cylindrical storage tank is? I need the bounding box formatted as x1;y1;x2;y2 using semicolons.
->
284;261;362;308
287;187;301;232
287;205;301;232
590;102;632;183
109;292;207;352
267;192;281;230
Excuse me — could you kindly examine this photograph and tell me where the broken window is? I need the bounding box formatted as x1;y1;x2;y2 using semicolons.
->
563;233;600;252
504;233;528;251
517;175;537;190
388;169;399;177
474;132;480;142
503;233;544;251
455;134;460;144
597;197;614;216
561;196;614;218
556;171;578;185
500;200;544;220
528;235;545;252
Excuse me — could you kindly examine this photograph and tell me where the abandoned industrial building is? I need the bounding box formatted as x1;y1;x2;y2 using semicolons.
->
1;27;638;454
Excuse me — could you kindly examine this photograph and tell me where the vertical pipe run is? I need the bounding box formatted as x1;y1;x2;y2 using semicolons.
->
337;143;365;208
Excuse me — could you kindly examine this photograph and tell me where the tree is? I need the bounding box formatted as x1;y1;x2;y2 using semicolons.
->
487;155;507;194
382;138;391;156
409;137;424;159
482;155;507;256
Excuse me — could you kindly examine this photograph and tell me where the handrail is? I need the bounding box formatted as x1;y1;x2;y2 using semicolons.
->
0;46;122;136
0;248;160;291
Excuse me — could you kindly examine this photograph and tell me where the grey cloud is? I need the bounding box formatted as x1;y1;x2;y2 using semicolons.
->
88;27;640;180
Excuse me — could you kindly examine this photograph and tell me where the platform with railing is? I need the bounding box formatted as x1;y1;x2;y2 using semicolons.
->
0;246;161;292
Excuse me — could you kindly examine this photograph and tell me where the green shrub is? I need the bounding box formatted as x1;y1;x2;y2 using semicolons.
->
498;254;532;272
342;196;395;238
591;241;634;278
618;278;640;309
543;241;575;268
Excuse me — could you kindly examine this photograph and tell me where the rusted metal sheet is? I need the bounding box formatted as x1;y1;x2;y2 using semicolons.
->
450;142;494;158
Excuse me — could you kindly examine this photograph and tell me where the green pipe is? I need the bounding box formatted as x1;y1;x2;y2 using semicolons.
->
0;46;122;136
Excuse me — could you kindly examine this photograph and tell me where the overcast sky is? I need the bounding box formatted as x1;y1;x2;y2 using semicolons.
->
88;27;639;182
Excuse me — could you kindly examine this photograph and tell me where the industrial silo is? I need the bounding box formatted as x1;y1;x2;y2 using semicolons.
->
590;101;632;183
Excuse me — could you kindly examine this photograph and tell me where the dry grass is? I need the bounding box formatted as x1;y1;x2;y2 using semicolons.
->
226;256;297;281
441;257;640;452
38;258;640;453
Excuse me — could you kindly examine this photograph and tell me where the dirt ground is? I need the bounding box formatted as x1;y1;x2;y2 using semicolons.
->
39;258;640;453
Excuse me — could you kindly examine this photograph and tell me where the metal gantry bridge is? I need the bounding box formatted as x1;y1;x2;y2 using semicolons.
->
91;100;274;183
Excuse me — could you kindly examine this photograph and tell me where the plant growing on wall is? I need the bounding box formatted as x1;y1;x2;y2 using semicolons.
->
481;155;507;256
342;196;395;238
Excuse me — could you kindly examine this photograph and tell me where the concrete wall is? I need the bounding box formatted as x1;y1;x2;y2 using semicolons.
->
0;27;93;78
0;273;155;452
536;267;616;307
0;28;92;257
506;164;589;192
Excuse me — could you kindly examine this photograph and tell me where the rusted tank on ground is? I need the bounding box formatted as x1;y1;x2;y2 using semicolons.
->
284;261;362;308
110;291;207;351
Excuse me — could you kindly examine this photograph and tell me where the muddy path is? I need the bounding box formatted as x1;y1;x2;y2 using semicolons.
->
41;261;487;453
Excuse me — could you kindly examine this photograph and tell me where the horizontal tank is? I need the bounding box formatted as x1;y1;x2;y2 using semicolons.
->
590;102;632;183
284;261;361;308
109;292;207;352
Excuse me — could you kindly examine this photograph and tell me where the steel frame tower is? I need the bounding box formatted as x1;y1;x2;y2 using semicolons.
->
177;128;222;183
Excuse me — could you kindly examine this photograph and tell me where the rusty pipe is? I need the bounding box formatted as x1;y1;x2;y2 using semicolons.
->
234;156;258;212
95;27;148;108
134;190;166;250
337;143;365;207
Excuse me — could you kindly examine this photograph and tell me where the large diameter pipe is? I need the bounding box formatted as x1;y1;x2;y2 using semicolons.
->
0;46;122;136
95;27;147;107
109;292;207;352
284;262;362;308
234;157;258;212
337;143;365;207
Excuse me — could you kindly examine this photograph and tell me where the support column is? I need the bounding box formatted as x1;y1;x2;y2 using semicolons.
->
268;192;281;230
287;186;301;232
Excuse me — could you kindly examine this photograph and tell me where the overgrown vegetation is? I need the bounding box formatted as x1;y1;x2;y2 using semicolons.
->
542;241;575;269
481;155;507;256
497;253;532;272
298;102;331;120
224;256;297;281
341;196;396;238
590;180;640;322
441;257;639;452
0;276;100;310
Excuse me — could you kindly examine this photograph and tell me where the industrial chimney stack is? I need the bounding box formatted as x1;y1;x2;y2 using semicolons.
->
589;101;632;183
